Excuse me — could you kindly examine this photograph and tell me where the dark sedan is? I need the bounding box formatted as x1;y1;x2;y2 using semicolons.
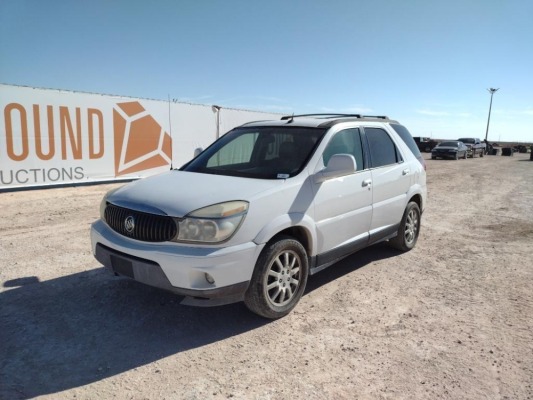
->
431;141;469;160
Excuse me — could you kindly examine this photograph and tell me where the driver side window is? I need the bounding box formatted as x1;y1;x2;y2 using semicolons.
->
322;128;364;171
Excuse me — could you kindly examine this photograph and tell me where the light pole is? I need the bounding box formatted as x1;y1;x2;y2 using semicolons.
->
212;105;221;139
484;88;499;142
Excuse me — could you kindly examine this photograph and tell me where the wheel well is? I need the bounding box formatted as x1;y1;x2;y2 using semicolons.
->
409;194;423;211
268;226;312;255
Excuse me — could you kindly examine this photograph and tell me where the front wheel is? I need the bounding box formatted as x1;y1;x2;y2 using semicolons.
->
244;236;309;319
389;202;421;251
463;151;468;159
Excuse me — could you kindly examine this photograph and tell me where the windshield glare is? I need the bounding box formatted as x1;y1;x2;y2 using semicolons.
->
182;126;326;179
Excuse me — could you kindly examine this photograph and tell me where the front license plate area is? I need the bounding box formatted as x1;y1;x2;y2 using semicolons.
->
110;255;134;278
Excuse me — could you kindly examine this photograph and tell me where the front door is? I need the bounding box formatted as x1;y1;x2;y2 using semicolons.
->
312;128;373;266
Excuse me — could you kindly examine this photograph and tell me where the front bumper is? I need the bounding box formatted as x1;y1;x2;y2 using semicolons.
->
91;220;264;305
432;151;457;159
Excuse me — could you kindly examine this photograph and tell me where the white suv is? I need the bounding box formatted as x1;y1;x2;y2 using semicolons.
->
91;114;427;318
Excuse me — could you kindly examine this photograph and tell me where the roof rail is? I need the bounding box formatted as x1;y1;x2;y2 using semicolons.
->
362;115;389;119
280;113;389;121
281;113;362;120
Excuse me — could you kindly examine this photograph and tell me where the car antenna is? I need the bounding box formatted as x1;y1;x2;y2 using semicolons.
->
287;113;294;123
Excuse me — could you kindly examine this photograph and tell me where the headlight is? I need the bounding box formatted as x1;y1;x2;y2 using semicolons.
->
175;201;248;243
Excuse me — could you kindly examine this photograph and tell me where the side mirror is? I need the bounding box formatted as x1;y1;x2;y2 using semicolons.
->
314;154;357;183
194;147;203;157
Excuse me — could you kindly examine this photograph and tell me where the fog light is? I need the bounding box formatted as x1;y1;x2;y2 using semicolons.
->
204;273;215;284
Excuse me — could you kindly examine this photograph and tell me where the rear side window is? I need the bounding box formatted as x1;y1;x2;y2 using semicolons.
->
365;128;401;168
390;123;421;158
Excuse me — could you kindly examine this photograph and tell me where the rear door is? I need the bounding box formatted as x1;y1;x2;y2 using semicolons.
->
363;127;411;243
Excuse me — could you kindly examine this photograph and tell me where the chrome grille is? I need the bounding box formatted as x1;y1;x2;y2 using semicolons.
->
104;204;177;242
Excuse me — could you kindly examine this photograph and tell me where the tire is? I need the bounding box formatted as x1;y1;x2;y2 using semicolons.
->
455;152;459;160
389;202;421;252
463;151;467;159
244;235;309;319
480;150;484;158
424;146;431;152
431;156;436;160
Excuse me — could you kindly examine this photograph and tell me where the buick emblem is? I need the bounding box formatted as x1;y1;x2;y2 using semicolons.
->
124;216;135;233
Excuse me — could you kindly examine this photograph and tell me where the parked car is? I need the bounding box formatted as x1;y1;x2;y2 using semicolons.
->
413;136;439;152
517;145;528;154
457;137;486;157
431;141;469;160
91;114;427;319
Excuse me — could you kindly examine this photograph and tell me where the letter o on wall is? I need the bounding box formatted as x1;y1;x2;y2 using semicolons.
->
4;103;30;161
5;103;29;161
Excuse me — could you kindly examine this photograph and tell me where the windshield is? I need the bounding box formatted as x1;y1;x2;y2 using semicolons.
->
458;138;474;144
439;141;460;147
182;126;326;179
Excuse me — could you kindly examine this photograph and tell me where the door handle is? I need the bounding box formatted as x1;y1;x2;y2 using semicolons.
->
402;169;410;175
362;179;372;187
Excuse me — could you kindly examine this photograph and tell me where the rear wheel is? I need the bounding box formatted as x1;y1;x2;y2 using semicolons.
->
244;236;309;319
389;202;421;252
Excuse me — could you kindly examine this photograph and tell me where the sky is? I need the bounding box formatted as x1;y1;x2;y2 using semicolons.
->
1;0;532;143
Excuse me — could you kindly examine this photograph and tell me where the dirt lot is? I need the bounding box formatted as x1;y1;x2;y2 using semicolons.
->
1;153;532;400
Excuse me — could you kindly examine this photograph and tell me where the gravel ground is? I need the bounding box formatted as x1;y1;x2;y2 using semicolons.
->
1;152;532;400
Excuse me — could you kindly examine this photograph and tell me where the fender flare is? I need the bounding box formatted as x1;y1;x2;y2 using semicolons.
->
253;212;318;256
406;185;424;212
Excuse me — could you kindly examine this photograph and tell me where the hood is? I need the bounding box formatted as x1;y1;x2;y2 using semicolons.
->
435;146;459;150
107;170;284;217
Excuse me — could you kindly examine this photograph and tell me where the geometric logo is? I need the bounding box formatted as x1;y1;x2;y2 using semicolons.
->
113;101;172;177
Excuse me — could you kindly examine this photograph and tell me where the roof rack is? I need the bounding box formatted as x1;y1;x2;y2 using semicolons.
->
280;113;389;121
362;115;389;119
281;113;358;120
